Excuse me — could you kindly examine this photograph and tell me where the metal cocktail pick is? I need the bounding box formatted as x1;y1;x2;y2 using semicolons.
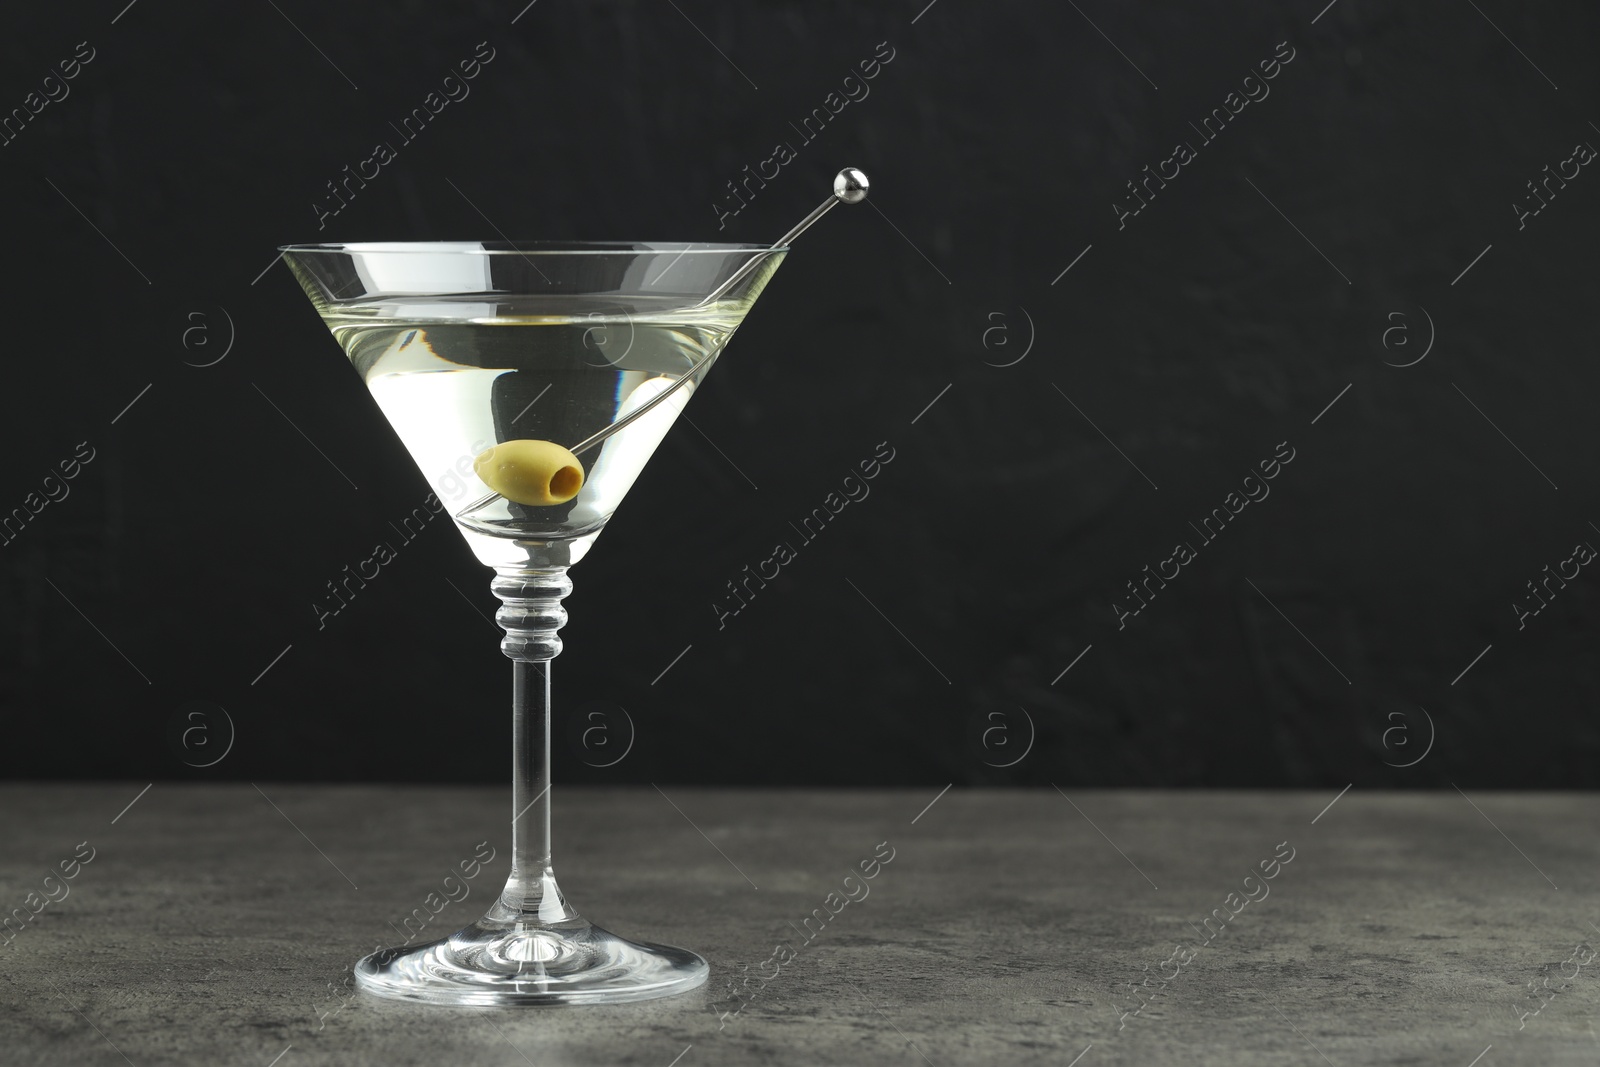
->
690;166;870;313
566;166;868;457
458;168;870;520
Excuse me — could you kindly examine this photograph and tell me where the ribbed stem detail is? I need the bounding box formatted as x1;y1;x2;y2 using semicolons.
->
492;567;573;662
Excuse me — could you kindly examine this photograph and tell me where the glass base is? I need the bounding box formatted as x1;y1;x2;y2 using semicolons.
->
356;914;708;1006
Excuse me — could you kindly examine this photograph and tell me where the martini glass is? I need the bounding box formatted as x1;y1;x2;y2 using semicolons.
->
281;169;867;1006
279;240;785;1005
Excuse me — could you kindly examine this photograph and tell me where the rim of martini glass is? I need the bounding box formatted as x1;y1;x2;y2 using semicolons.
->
278;240;786;255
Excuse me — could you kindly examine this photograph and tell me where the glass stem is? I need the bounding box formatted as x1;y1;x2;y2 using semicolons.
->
492;567;576;925
511;659;553;899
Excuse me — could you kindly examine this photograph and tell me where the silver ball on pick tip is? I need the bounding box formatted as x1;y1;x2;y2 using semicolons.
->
833;167;870;204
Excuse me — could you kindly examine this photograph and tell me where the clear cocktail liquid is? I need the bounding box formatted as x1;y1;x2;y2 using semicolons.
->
321;296;743;561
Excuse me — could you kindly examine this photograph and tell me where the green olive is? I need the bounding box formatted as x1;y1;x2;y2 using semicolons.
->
473;440;585;506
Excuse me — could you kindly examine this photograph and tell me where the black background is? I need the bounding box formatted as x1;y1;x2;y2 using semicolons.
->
1;1;1595;787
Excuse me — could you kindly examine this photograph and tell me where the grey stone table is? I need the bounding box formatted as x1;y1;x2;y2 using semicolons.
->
2;785;1598;1066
